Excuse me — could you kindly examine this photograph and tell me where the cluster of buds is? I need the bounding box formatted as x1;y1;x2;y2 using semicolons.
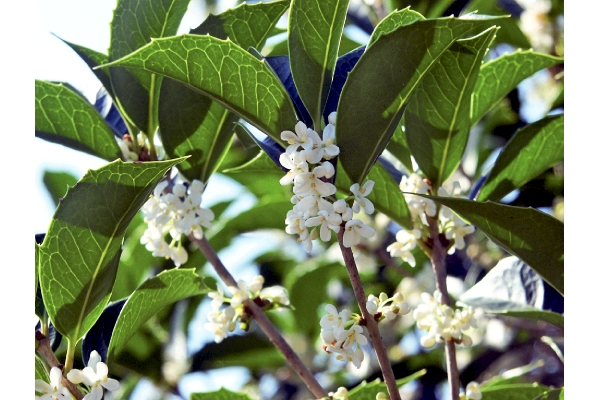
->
205;275;290;343
320;304;368;368
140;178;214;266
413;290;481;348
116;132;165;162
35;350;120;400
387;173;476;267
366;292;411;322
460;381;483;400
279;113;376;251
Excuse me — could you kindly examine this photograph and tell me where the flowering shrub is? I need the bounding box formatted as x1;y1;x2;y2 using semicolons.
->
35;0;563;399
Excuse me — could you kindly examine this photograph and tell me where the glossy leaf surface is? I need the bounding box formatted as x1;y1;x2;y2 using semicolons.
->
405;27;498;186
288;0;350;127
476;114;564;201
35;80;121;161
347;370;427;399
366;7;424;47
39;158;182;343
191;388;254;400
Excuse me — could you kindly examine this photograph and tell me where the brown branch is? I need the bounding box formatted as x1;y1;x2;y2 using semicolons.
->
35;331;84;400
191;235;328;399
336;227;402;400
426;215;460;400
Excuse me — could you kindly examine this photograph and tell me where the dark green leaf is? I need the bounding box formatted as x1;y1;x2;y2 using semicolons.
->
108;268;211;363
39;158;183;343
348;370;427;399
289;0;350;127
191;388;254;400
406;27;498;186
476;114;564;202
337;15;500;184
480;383;552;400
367;7;424;47
35;244;45;320
190;0;290;51
336;162;412;229
109;0;192;132
421;196;564;294
35;80;121;161
43;170;79;207
387;117;413;173
471;51;564;127
102;35;298;146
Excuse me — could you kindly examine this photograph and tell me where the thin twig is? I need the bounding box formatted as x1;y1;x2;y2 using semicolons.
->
35;331;84;400
191;235;328;399
426;215;460;400
336;227;402;400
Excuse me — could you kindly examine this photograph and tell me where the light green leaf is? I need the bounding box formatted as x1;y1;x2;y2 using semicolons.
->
108;268;211;363
532;388;564;400
367;7;424;47
471;50;563;127
289;0;350;127
190;0;290;51
336;162;412;229
102;35;298;146
406;27;498;187
35;357;48;382
476;114;564;202
337;15;500;184
161;0;289;182
35;80;121;161
109;0;192;132
191;388;254;400
39;158;183;343
347;370;427;399
421;196;564;295
480;383;552;400
488;309;564;329
43;170;79;207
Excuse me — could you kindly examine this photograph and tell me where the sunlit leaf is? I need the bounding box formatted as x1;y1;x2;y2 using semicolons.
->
289;0;350;127
476;114;564;202
35;80;121;161
337;15;500;184
421;196;564;295
406;27;498;186
366;7;424;47
108;268;212;363
480;383;552;400
347;370;427;399
39;158;183;343
471;51;563;127
35;357;48;382
102;35;298;146
191;388;254;400
43;170;78;207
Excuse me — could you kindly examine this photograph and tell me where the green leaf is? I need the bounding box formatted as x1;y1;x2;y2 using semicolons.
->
191;388;254;400
421;196;564;295
39;158;183;343
480;383;552;400
35;243;45;320
43;170;79;207
405;27;498;187
102;35;298;146
35;357;48;382
476;114;564;202
190;0;290;51
347;370;427;399
337;15;500;184
35;80;121;161
532;388;564;400
387;116;413;173
161;0;289;182
108;0;192;132
367;7;425;47
108;268;211;363
488;309;564;329
57;38;115;99
288;0;350;126
470;51;564;127
336;162;412;229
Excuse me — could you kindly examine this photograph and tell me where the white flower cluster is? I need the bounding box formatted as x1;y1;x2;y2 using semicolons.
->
387;173;475;266
328;387;350;399
279;113;376;251
366;291;411;321
319;304;368;368
460;381;483;400
413;290;480;348
140;179;214;266
205;275;290;343
35;350;120;400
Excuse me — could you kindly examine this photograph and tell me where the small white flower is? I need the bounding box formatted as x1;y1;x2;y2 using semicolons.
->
36;367;72;400
228;280;250;307
329;386;349;400
342;219;376;247
259;285;290;306
349;180;375;214
465;381;482;400
67;350;120;399
305;209;342;241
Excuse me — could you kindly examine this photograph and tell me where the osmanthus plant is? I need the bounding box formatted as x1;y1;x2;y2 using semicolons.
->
34;0;564;399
